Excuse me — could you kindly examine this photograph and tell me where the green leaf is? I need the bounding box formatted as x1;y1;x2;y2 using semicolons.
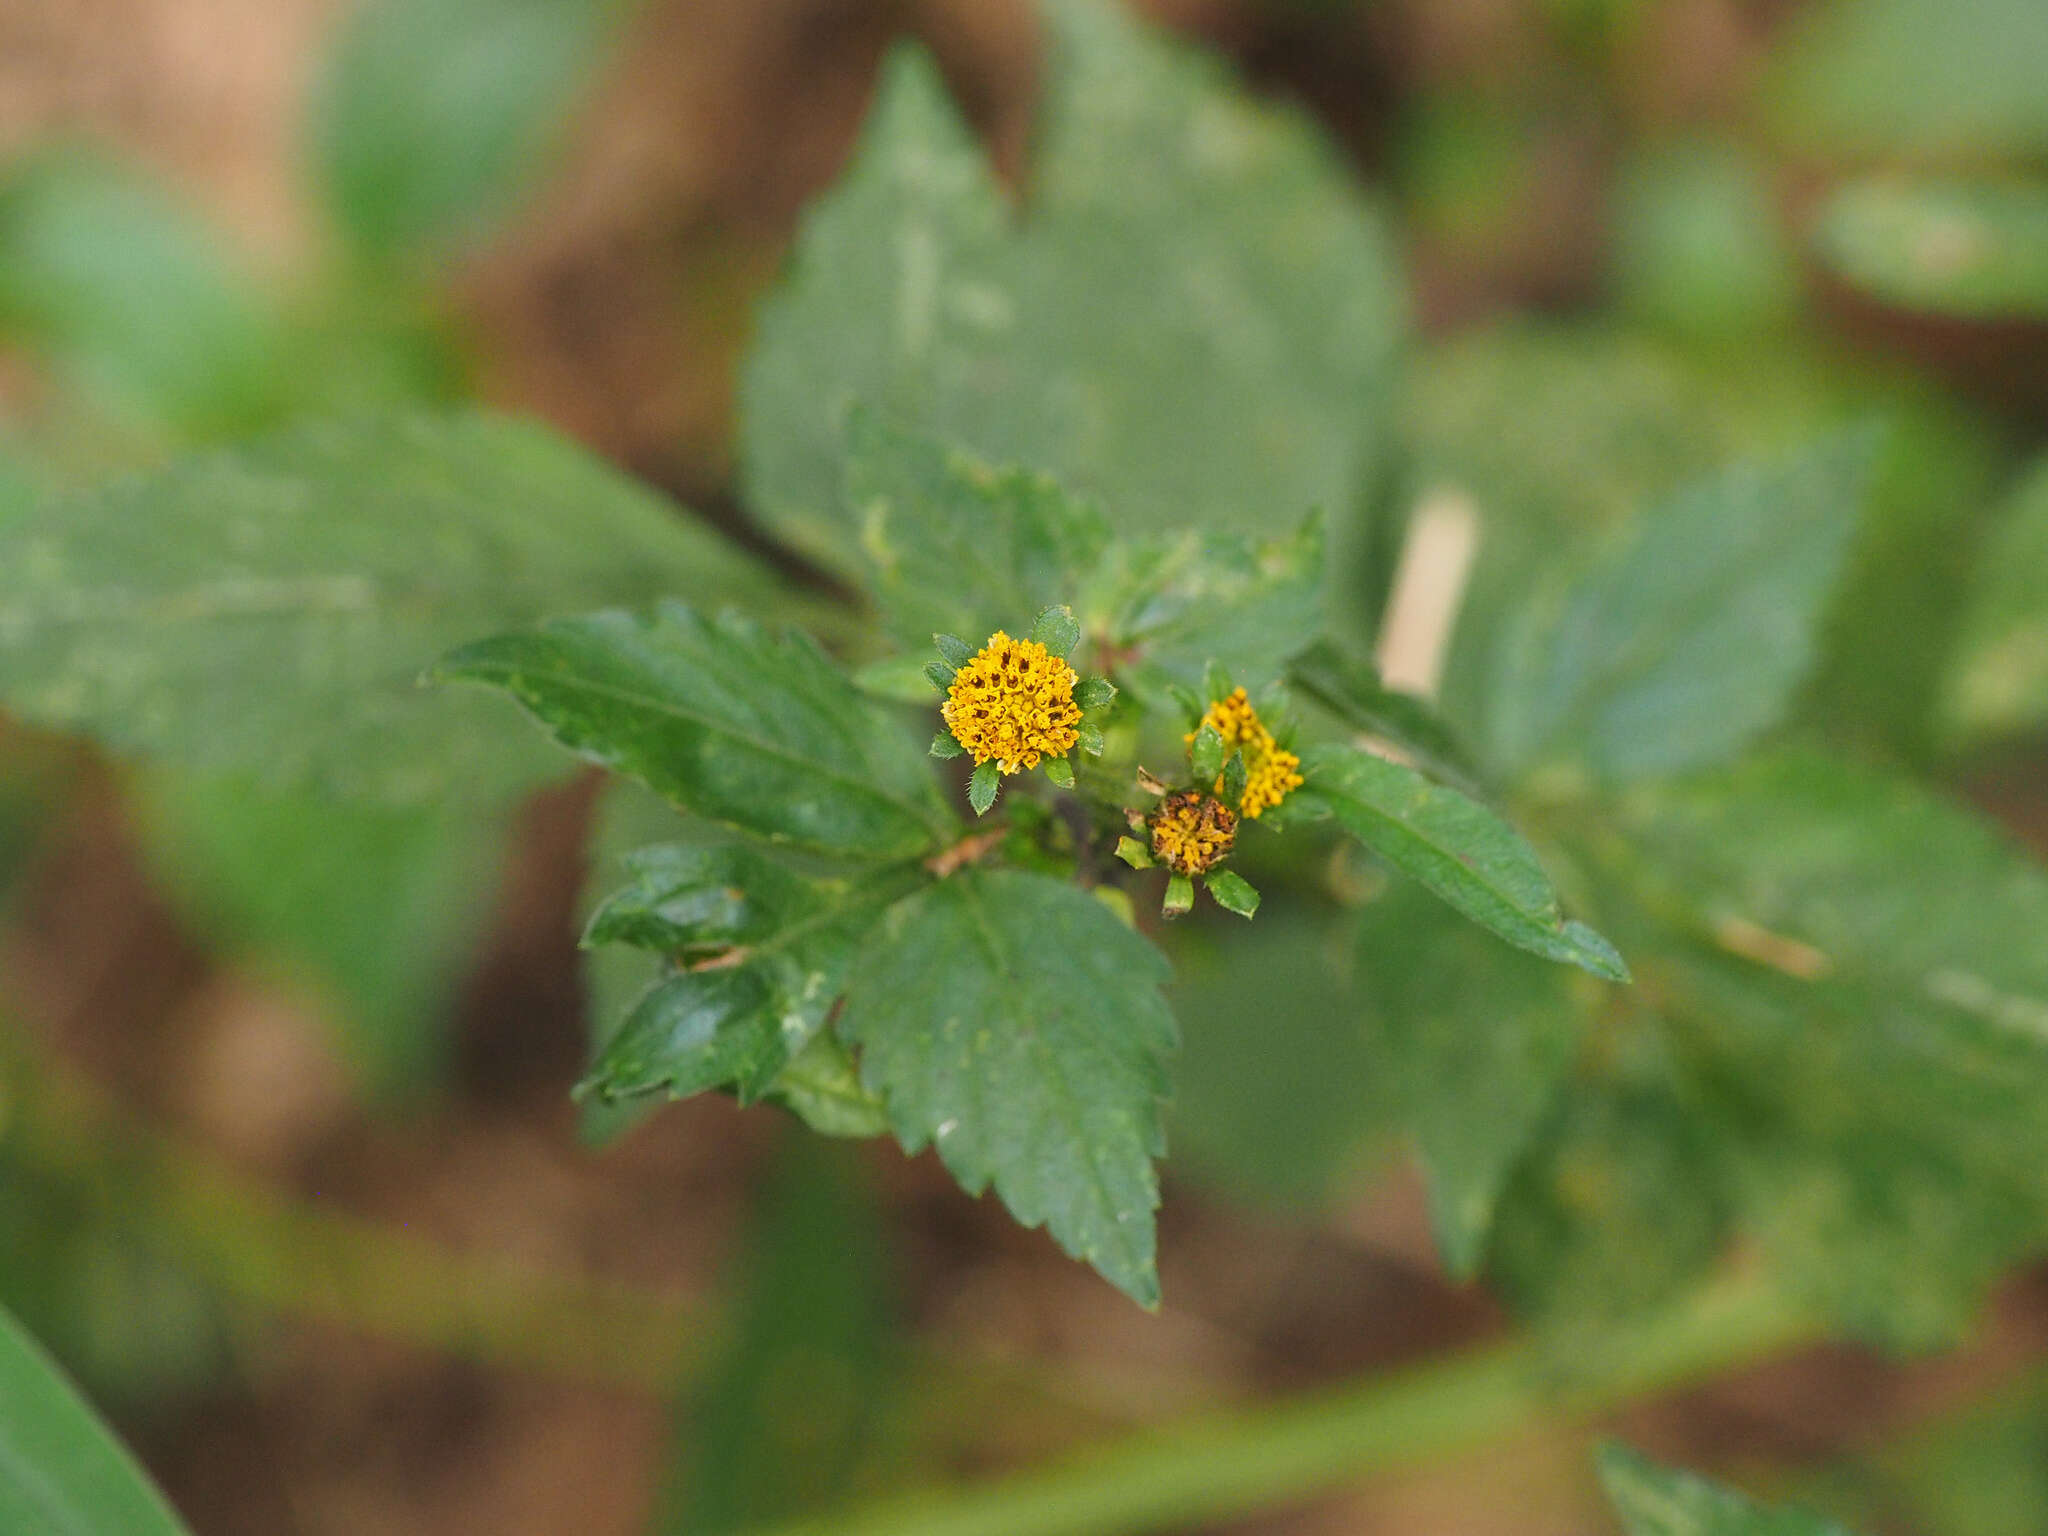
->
0;1301;192;1536
1599;1444;1859;1536
1189;724;1225;785
922;660;955;692
929;732;965;760
1948;456;2048;744
1203;869;1259;918
1813;179;2048;321
133;771;507;1099
1285;638;1480;795
1162;873;1195;919
1485;433;1875;782
669;1135;893;1534
740;3;1401;574
767;1033;891;1140
437;601;950;859
1078;722;1105;757
967;760;1001;817
1114;836;1152;870
312;0;626;263
1218;750;1248;809
844;413;1110;651
584;842;833;956
1301;743;1626;980
1763;0;2048;159
1360;883;1589;1278
1110;514;1324;702
0;150;287;439
1074;676;1117;711
1043;757;1075;790
1612;753;2048;1343
1611;140;1799;343
1030;604;1082;659
840;867;1177;1306
592;967;790;1105
0;412;772;803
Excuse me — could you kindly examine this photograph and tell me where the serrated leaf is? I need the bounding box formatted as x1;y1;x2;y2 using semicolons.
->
1074;676;1117;711
583;842;833;956
311;0;625;262
1203;869;1259;918
741;3;1401;574
929;732;965;760
1948;456;2048;743
1111;514;1324;702
133;771;507;1099
845;414;1110;651
1599;1444;1859;1536
1485;433;1875;782
1813;178;2048;320
1360;883;1589;1278
0;1302;193;1536
1611;752;2048;1343
1302;743;1626;980
1189;724;1225;785
967;760;1001;816
1030;604;1082;659
0;413;773;803
591;967;789;1104
1285;638;1481;795
436;601;951;859
840;867;1177;1305
0;151;286;438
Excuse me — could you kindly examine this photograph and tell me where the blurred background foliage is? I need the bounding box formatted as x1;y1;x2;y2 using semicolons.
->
0;0;2045;1531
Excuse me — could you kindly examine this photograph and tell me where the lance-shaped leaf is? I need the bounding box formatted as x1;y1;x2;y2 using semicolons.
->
741;0;1401;573
1485;433;1875;781
0;413;775;803
0;1302;193;1536
840;867;1178;1306
436;601;952;859
582;849;926;1105
1599;1444;1859;1536
1286;637;1481;795
1302;742;1626;980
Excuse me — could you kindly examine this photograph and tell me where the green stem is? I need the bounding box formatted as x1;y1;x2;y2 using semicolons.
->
751;1272;1814;1536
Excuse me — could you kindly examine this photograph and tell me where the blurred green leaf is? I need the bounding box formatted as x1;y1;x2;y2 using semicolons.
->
1612;140;1799;343
767;1033;892;1141
1484;434;1874;782
312;0;628;264
1948;457;2048;744
1361;883;1590;1277
842;411;1110;651
841;867;1177;1306
741;0;1401;573
1285;638;1480;795
1814;179;2048;320
1616;753;2048;1343
1764;0;2048;159
1599;1444;1857;1536
0;413;772;803
1300;743;1627;979
1864;1369;2048;1536
0;151;285;438
134;772;507;1098
0;1300;192;1536
668;1134;894;1534
439;602;952;859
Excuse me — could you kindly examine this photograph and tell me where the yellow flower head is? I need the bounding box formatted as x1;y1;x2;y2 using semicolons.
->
942;631;1082;773
1187;688;1303;819
1149;790;1238;875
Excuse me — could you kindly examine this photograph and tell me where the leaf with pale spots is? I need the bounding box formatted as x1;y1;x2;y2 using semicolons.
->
1303;743;1627;981
436;600;953;860
840;867;1178;1306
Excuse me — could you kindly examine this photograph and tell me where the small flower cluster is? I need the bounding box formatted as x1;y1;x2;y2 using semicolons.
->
928;606;1115;816
1189;687;1303;820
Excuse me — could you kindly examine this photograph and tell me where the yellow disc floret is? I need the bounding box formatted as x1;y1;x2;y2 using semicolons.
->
942;631;1082;774
1187;687;1303;819
1149;791;1238;875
